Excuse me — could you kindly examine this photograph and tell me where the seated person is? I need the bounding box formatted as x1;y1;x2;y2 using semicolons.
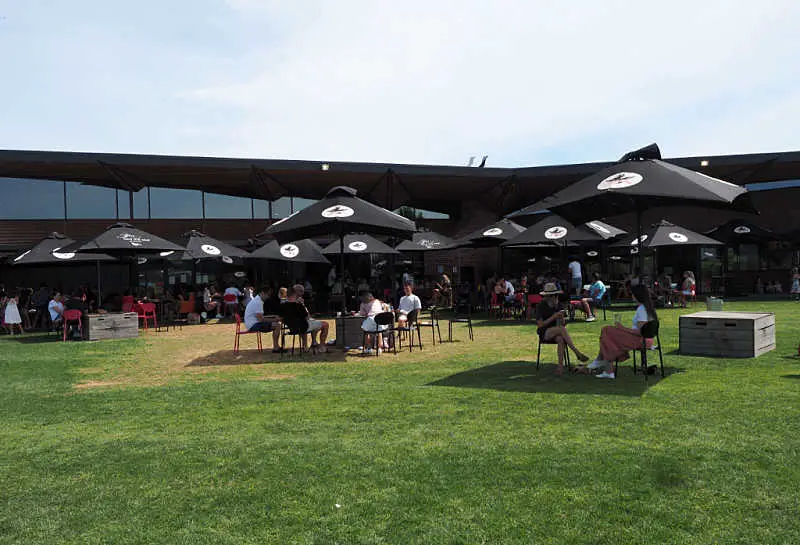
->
396;283;422;325
587;285;656;379
499;276;515;304
290;284;328;352
535;283;589;375
64;292;88;339
358;290;386;354
223;284;242;315
243;286;284;353
579;273;606;322
202;284;220;318
48;293;65;330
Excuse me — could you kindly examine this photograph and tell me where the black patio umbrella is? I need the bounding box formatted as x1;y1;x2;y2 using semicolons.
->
612;220;723;250
322;234;400;256
177;230;249;263
581;220;627;240
454;218;526;248
64;223;185;256
395;230;457;252
706;220;779;245
265;186;415;312
250;239;330;264
502;214;604;247
509;144;756;275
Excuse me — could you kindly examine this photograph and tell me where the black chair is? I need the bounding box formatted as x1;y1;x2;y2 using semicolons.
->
614;320;664;380
361;311;395;356
536;332;572;371
396;308;423;352
417;306;443;346
448;300;474;342
278;302;312;357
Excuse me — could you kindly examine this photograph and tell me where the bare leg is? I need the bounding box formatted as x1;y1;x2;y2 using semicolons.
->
545;326;588;361
272;324;281;349
556;337;566;373
582;298;593;317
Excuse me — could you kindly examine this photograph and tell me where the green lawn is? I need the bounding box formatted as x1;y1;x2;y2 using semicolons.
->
2;302;800;544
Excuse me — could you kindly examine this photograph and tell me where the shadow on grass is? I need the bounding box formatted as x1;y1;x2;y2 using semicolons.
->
185;347;348;367
1;333;63;344
781;374;800;380
427;360;681;396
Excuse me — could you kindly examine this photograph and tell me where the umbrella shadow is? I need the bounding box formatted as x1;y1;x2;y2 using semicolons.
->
427;360;680;397
781;374;800;380
1;332;63;344
185;347;347;367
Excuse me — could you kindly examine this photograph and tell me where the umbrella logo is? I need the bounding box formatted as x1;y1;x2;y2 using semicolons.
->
117;233;151;247
13;250;31;262
52;250;76;260
733;226;751;234
545;226;568;240
587;222;611;235
160;251;174;257
234;271;246;278
631;235;648;245
321;205;355;218
669;232;689;243
597;172;643;190
137;257;148;265
280;244;300;258
586;250;599;257
418;239;440;249
201;244;221;256
348;241;368;252
222;256;234;264
483;228;503;237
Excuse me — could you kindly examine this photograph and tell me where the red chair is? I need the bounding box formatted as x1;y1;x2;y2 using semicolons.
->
527;294;542;320
136;302;158;331
489;293;503;319
223;293;238;316
233;313;262;354
121;295;135;313
62;309;83;342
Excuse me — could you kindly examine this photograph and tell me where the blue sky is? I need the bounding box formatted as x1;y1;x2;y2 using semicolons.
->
1;0;799;167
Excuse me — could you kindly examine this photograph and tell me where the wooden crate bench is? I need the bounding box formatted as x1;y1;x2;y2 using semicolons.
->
86;312;139;341
679;311;775;358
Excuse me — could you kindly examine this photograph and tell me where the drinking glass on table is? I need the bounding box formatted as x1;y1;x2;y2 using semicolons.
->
613;313;622;325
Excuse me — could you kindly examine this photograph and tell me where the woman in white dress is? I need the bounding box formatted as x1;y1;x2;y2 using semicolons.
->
4;290;24;335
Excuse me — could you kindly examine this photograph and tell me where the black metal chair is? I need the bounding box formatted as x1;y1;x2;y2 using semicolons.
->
417;306;443;346
536;333;571;371
396;308;423;352
278;302;312;357
614;319;664;380
361;311;395;356
448;300;474;342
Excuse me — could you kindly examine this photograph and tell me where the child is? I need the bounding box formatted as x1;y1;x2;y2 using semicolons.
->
4;290;24;335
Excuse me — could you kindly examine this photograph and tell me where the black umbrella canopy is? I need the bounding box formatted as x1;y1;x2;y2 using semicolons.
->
612;220;723;250
706;220;779;244
265;186;416;243
64;223;185;255
581;220;627;240
502;214;604;247
250;239;330;264
179;230;249;261
12;232;116;265
455;218;526;248
322;234;400;255
395;231;457;252
509;144;757;223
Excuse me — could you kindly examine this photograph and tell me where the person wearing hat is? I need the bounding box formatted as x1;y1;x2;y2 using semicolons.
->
535;283;589;374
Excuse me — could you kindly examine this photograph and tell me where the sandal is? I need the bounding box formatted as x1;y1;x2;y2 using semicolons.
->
576;352;590;363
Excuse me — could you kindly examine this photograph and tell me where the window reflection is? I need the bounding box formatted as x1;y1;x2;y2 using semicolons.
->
149;188;203;219
66;182;118;219
253;199;270;219
204;193;253;219
271;197;292;219
132;189;149;219
0;178;64;219
292;197;316;212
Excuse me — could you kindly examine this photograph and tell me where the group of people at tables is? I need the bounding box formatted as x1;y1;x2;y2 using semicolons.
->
0;283;93;339
242;282;425;355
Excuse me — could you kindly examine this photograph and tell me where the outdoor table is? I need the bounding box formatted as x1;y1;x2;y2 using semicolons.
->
335;315;364;349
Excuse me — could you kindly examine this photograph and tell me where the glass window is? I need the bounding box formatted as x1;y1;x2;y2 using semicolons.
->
271;197;292;219
0;178;65;219
203;192;253;219
738;244;759;271
132;189;149;219
116;190;131;219
393;206;449;220
292;197;316;212
253;199;270;220
149;188;203;219
65;182;118;219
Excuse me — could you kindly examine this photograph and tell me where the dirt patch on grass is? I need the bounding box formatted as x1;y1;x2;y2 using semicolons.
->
74;380;126;390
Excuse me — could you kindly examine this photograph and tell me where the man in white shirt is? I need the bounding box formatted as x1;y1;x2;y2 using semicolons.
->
396;283;422;324
48;293;64;329
498;276;515;303
243;286;283;353
568;258;582;295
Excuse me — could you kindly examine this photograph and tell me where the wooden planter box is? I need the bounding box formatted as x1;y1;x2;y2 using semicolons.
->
86;312;139;341
679;311;775;358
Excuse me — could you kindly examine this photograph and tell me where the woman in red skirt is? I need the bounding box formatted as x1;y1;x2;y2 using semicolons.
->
588;285;657;379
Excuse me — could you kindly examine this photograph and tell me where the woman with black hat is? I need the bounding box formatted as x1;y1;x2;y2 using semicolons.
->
535;282;589;375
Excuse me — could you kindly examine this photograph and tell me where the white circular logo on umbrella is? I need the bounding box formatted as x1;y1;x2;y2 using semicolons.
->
280;244;300;258
586;250;599;257
321;205;355;218
201;244;221;256
222;256;234;264
631;247;639;255
597;172;643;190
483;228;503;237
610;256;622;260
159;251;174;257
117;233;151;247
348;241;368;252
669;232;689;243
545;226;568;240
13;250;31;262
733;226;751;234
137;257;148;265
631;235;648;245
51;247;75;260
418;239;440;249
234;271;246;278
587;221;612;235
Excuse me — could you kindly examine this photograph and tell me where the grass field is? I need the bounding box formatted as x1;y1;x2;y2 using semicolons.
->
2;302;799;544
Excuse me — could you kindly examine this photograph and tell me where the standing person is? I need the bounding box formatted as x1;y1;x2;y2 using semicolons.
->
243;286;284;353
587;285;657;379
535;283;589;375
790;268;800;301
568;257;583;296
679;271;695;308
202;284;219;319
4;290;24;335
33;283;52;329
223;284;242;316
290;284;329;352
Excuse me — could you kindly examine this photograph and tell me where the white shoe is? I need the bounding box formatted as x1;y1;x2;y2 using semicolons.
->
596;371;615;379
586;316;596;322
588;359;607;370
377;348;383;356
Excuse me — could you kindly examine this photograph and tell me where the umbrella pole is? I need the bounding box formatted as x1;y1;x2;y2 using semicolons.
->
339;230;346;314
96;260;102;309
636;206;644;285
